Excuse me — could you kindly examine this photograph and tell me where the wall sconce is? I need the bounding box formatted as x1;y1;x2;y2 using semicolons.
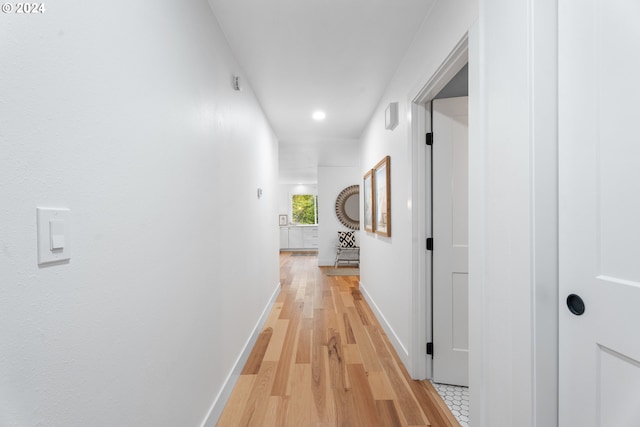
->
385;102;398;130
257;188;263;199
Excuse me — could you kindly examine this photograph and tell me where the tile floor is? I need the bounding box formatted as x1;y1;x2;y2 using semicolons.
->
431;382;469;427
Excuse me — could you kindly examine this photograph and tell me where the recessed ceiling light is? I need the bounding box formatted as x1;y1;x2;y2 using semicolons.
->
312;111;326;121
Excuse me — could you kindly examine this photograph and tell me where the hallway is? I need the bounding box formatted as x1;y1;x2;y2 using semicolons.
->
217;252;459;427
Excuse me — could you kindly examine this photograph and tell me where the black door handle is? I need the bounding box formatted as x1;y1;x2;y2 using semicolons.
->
567;294;585;316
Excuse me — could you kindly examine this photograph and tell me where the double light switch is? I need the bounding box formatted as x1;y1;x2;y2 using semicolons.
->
37;208;71;265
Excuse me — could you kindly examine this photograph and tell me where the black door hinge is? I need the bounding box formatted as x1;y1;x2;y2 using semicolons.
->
426;238;433;251
426;342;433;356
426;132;433;146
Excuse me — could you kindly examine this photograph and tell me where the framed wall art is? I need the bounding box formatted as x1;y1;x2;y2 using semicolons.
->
373;156;391;236
363;169;375;232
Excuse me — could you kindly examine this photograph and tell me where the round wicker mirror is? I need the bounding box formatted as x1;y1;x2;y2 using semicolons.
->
335;185;360;230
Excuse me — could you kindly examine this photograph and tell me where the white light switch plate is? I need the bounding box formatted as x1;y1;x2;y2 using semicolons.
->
37;208;71;265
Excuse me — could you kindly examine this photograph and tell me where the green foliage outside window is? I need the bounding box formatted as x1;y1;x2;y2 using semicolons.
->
292;194;318;224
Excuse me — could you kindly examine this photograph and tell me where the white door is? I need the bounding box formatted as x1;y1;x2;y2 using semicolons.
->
559;1;640;425
432;96;469;386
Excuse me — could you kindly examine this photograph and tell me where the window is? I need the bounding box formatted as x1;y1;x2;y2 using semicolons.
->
291;194;318;224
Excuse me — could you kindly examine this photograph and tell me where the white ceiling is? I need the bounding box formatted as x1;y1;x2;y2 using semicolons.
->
207;0;436;183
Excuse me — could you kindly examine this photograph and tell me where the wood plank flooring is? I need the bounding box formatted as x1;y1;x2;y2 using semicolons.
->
217;252;460;427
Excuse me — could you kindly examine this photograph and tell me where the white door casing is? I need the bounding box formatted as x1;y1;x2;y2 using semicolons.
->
559;0;640;425
432;96;469;387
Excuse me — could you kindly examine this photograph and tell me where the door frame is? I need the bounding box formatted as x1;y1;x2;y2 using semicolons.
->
408;34;469;380
407;9;560;425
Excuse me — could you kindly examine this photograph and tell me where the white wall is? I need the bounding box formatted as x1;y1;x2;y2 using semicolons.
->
469;0;558;426
0;1;279;426
317;166;360;266
360;0;559;423
359;0;478;368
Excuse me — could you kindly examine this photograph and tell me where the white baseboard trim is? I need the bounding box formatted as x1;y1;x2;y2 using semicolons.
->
359;281;410;366
200;282;281;427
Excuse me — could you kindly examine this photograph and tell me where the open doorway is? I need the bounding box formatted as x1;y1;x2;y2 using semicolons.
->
429;66;469;426
407;33;470;427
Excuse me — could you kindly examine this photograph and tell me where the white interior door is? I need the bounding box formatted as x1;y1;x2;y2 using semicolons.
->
432;96;469;386
559;1;640;425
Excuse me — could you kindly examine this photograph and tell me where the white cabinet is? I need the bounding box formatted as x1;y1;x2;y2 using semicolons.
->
288;227;304;248
279;227;289;249
279;226;318;250
303;227;318;248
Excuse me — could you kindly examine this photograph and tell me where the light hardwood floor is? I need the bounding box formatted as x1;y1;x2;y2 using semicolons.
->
217;252;460;427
